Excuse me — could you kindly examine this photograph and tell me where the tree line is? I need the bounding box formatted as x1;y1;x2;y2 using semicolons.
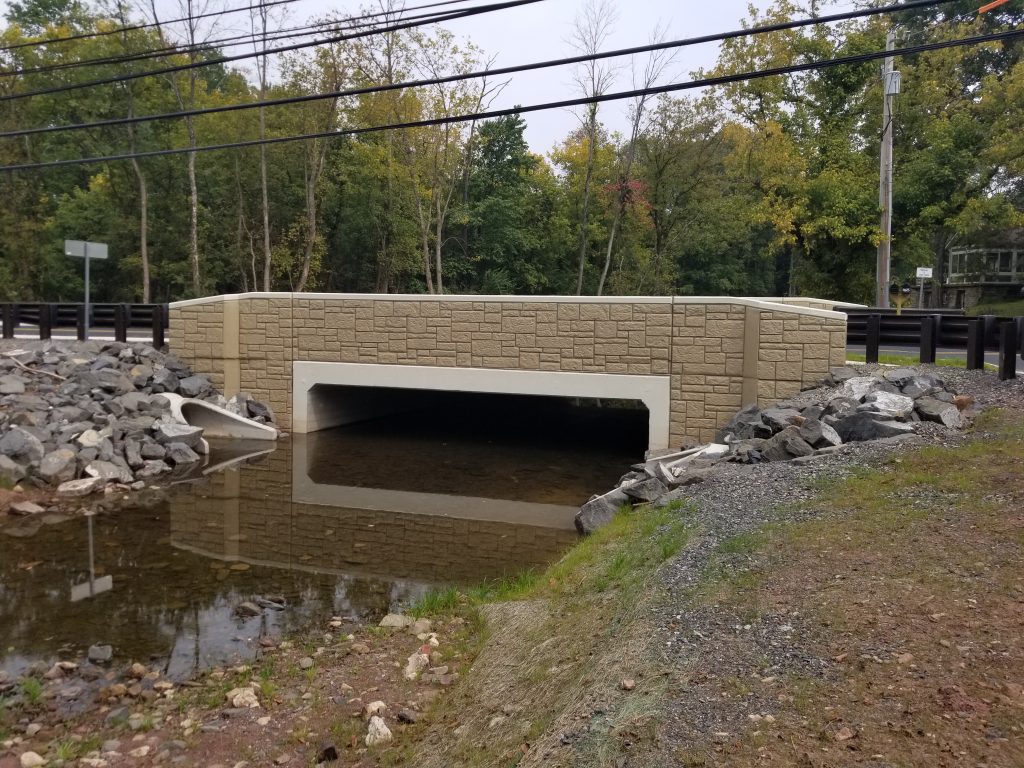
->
0;0;1021;305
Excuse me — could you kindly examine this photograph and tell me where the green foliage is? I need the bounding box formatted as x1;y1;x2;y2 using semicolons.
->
0;1;1021;302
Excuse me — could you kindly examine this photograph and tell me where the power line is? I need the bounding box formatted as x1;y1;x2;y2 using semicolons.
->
1;1;482;78
3;27;1019;173
0;0;963;140
0;0;546;103
0;0;302;53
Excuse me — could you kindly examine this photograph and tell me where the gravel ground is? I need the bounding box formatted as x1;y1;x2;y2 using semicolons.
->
648;365;1024;754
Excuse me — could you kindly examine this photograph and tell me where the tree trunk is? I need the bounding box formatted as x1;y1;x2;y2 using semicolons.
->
186;135;200;294
296;141;329;292
434;193;444;294
575;106;598;295
130;158;150;303
259;138;271;291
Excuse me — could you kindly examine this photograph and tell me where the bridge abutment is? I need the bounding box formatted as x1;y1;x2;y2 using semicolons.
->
169;294;848;447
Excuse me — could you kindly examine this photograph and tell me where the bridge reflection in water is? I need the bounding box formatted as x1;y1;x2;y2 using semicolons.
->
0;396;641;681
170;394;645;599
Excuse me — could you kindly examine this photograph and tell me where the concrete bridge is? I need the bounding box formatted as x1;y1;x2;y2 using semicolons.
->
168;293;848;449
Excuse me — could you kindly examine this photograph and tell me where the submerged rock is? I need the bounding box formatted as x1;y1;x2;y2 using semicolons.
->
88;644;113;663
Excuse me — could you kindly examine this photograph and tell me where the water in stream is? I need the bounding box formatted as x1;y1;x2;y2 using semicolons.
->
0;394;646;681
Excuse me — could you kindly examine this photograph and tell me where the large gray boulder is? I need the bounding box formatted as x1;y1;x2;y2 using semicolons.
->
621;477;668;504
860;391;915;420
135;460;171;479
901;376;939;399
833;412;915;442
150;367;179;393
915;397;962;428
761;406;803;432
840;376;881;401
0;455;27;484
128;364;153;388
0;373;26;394
798;419;843;449
827;366;859;384
123;440;144;469
717;404;771;441
881;367;920;388
38;448;78;483
155;423;204;448
178;374;212;398
117;392;151;413
140;442;166;460
56;477;104;497
0;426;45;465
246;398;276;423
823;396;860;419
84;460;134;485
761;426;815;462
94;369;134;395
575;488;630;535
164;442;200;465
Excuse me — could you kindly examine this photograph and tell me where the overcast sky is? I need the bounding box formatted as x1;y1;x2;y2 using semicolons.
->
4;0;785;152
266;0;776;151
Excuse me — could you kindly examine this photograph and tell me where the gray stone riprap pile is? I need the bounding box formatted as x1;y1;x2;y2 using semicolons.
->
575;365;968;534
0;339;276;500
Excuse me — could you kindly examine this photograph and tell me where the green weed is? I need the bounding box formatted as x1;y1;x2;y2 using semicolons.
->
20;677;43;707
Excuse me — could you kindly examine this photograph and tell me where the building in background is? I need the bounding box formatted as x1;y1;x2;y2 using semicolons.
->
933;229;1024;308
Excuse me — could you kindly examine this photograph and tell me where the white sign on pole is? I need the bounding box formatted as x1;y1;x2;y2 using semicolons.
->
64;240;108;260
916;266;933;279
64;240;108;340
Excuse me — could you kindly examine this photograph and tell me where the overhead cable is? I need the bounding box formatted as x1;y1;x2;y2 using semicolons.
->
3;26;1020;172
0;0;965;139
0;0;301;53
1;0;483;78
0;0;547;102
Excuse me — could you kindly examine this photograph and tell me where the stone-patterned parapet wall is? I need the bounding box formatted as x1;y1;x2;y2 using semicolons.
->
170;293;848;446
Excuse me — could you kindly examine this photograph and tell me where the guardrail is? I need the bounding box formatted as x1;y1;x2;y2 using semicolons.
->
0;302;169;347
842;308;1022;381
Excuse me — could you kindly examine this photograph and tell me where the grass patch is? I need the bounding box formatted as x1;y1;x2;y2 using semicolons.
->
397;501;695;768
412;502;694;620
19;677;43;707
675;408;1024;766
845;351;977;368
966;298;1024;317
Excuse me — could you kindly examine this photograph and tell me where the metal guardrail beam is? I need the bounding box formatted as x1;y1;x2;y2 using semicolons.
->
0;302;169;347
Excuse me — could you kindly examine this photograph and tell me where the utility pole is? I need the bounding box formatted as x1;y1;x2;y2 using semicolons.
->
876;28;900;308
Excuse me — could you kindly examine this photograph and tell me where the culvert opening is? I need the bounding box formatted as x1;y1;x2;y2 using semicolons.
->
301;386;648;505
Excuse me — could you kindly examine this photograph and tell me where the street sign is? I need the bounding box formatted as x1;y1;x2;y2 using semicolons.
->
64;240;108;260
916;266;933;279
64;240;108;340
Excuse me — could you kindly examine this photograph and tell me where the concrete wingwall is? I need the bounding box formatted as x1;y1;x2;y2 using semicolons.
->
169;294;847;446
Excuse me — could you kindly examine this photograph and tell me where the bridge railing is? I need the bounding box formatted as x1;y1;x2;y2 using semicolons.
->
0;302;169;347
840;307;1022;380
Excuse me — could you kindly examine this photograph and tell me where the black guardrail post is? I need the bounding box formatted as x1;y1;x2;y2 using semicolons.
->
1;304;14;339
1017;317;1024;361
919;315;937;364
981;314;998;349
76;304;87;341
865;313;880;364
152;305;166;348
38;304;52;340
966;319;985;370
999;321;1018;380
114;304;129;342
